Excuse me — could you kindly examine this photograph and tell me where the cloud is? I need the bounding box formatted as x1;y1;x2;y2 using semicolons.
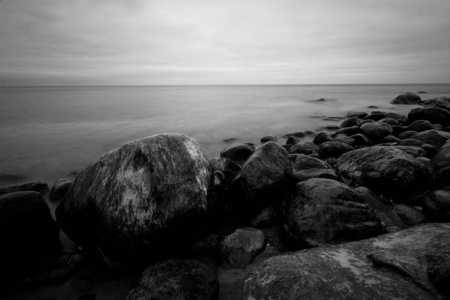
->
0;0;449;85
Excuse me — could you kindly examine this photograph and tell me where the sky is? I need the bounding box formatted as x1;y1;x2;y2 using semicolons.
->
0;0;449;85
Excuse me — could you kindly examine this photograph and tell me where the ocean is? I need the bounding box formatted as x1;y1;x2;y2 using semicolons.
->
1;84;449;186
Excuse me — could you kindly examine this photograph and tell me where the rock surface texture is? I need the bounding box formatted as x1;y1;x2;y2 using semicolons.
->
243;223;450;300
56;133;215;266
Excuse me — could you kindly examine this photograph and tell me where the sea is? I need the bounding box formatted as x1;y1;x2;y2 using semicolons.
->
1;84;449;187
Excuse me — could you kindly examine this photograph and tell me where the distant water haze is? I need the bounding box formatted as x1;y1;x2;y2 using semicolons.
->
0;84;449;186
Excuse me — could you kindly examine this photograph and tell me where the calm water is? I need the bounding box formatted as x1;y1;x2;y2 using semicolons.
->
1;84;449;186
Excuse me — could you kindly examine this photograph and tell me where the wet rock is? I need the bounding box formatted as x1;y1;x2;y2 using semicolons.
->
346;111;367;118
249;206;277;228
289;141;319;155
339;117;362;129
124;259;218;300
283;131;306;138
368;105;379;109
314;98;326;102
290;154;337;182
260;135;277;144
49;178;72;201
409;107;450;127
420;96;450;111
285;136;301;145
360;122;393;141
412;130;449;149
56;134;216;267
335;126;360;137
385;112;408;124
332;135;356;146
0;181;48;196
399;139;424;147
408;120;434;132
313;131;332;145
379;117;400;126
219;227;266;269
364;111;388;121
378;135;400;144
282;178;383;248
391;92;421;104
391;125;407;136
393;204;425;226
0;191;61;283
350;133;371;146
220;143;255;165
230;142;291;218
337;146;433;204
243;223;450;300
423;189;450;222
391;145;427;158
397;130;418;140
432;146;450;187
422;144;439;158
223;137;238;143
319;141;354;159
210;157;240;188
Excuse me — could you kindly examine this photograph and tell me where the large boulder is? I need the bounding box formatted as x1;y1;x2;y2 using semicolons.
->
229;142;292;218
391;92;421;104
281;178;383;248
408;120;434;132
360;122;393;141
0;191;61;283
336;146;433;204
243;223;450;300
56;133;216;267
124;259;218;300
420;96;450;111
290;154;337;182
408;107;450;127
411;130;450;149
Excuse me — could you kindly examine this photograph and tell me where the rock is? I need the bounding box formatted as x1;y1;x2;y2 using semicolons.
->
314;98;326;102
423;189;450;222
219;227;266;269
367;105;379;109
393;204;425;226
210;157;240;188
290;154;337;182
56;134;216;267
285;136;301;145
282;144;292;152
243;224;450;300
220;143;255;165
422;144;439;158
190;233;220;256
391;125;407;136
283;131;306;138
346;111;368;118
335;126;360;137
378;135;400;144
433;124;445;131
281;178;383;248
408;120;434;132
124;259;218;300
364;111;388;121
313;131;332;145
0;181;48;196
409;107;450;127
399;139;425;147
260;135;277;144
360;122;393;141
420;96;450;111
391;145;427;158
288;141;319;155
397;130;418;139
49;178;72;201
230;141;292;218
249;205;277;228
391;92;421;104
319;141;354;159
412;130;449;149
339;117;362;128
432;146;450;187
350;133;371;146
385;112;408;124
418;91;428;94
379;117;400;126
354;187;406;229
337;146;433;203
223;137;238;143
0;191;61;283
332;135;356;146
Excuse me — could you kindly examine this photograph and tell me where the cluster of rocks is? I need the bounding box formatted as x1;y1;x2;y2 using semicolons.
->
1;94;450;299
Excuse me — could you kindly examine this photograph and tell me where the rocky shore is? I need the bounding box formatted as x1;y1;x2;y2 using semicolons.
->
2;93;450;300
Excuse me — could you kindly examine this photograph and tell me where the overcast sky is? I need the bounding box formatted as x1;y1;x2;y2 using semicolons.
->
1;0;449;85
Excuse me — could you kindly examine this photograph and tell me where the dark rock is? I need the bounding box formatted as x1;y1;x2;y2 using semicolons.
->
432;146;450;187
346;111;368;118
56;134;216;267
332;135;355;146
260;135;277;144
220;143;255;165
397;130;418;140
379;117;400;126
420;96;450;111
223;137;238;143
312;131;332;145
337;146;433;204
0;191;61;283
243;224;450;300
0;181;48;196
422;143;439;158
378;135;400;144
282;144;292;152
350;133;371;146
319;141;354;159
367;105;379;109
391;125;407;136
49;178;72;201
339;117;361;128
322;125;339;130
285;136;300;145
289;141;319;155
391;92;421;104
190;233;220;256
77;294;96;300
334;126;360;137
399;139;424;147
433;124;444;131
219;227;266;269
360;122;393;141
423;189;450;222
418;91;428;94
230;142;291;218
364;111;388;121
408;119;434;132
304;130;316;135
210;157;240;188
354;187;406;229
314;98;326;102
249;206;277;228
283;131;306;138
282;178;383;248
290;154;337;182
385;112;408;124
392;145;427;158
411;130;449;149
124;259;218;300
409;106;450;127
393;204;425;226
